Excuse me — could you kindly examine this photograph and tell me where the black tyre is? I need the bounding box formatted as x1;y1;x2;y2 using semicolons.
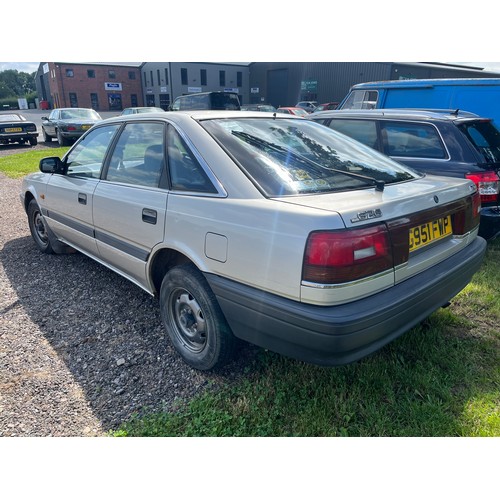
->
160;263;236;371
56;129;69;146
27;199;54;254
29;137;38;146
42;127;52;142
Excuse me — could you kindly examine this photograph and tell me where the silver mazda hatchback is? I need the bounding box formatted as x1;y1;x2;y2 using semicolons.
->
21;111;486;370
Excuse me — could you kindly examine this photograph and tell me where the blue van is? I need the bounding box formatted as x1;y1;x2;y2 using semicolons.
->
338;78;500;126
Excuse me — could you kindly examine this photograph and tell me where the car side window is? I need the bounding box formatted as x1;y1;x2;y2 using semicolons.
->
381;122;447;159
341;90;378;110
328;119;379;150
65;124;120;178
105;122;166;188
167;125;217;193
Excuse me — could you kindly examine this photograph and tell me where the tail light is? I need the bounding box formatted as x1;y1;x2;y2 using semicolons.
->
465;171;499;203
302;224;393;284
453;191;481;234
67;126;77;131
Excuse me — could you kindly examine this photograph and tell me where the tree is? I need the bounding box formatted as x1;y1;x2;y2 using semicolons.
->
0;69;36;97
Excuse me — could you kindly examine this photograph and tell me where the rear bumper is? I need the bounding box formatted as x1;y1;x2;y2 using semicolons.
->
479;206;500;240
0;131;38;142
205;236;487;366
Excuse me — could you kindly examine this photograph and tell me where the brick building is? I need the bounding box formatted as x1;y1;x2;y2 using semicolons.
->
36;62;143;111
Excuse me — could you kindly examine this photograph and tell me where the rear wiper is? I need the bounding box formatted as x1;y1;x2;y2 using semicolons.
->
232;130;385;191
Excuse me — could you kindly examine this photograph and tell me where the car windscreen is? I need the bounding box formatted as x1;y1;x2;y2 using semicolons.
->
458;120;500;164
201;118;419;196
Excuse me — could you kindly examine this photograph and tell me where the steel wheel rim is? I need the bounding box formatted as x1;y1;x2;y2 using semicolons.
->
33;211;49;246
170;287;207;353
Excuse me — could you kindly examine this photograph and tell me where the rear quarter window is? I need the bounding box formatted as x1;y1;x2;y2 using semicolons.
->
381;121;448;159
327;119;379;150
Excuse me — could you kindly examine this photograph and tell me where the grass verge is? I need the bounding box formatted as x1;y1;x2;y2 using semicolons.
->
0;147;70;178
114;239;499;437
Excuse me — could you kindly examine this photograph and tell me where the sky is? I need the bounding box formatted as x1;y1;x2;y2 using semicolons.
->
3;61;500;75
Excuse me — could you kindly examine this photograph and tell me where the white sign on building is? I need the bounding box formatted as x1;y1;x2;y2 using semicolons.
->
105;82;123;91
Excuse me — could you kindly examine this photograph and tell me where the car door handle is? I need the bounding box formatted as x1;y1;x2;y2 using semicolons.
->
142;208;157;224
78;193;87;205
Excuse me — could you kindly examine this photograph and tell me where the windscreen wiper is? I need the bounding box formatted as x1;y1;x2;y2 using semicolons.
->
232;130;385;191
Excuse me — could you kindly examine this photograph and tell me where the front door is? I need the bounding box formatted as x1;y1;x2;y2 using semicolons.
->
44;124;121;255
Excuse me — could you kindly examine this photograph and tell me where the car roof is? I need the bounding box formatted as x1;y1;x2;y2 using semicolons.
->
350;78;500;89
101;110;304;124
309;108;488;122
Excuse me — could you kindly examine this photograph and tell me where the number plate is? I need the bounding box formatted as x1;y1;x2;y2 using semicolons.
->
409;215;452;252
5;127;22;133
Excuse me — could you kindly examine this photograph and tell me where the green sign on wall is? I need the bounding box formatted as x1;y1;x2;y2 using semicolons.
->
301;80;318;91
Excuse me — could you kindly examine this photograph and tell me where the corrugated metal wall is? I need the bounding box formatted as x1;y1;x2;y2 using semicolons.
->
249;62;500;108
249;62;393;107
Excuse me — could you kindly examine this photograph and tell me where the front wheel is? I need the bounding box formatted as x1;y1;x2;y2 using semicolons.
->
42;127;52;142
27;199;54;254
160;263;236;371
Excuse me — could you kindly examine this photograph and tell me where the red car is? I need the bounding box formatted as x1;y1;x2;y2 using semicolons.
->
276;107;309;117
313;102;339;112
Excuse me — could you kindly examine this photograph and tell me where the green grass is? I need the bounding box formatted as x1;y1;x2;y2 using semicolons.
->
0;147;70;178
115;239;500;437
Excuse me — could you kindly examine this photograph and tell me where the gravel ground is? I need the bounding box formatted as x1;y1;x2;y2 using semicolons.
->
0;147;258;436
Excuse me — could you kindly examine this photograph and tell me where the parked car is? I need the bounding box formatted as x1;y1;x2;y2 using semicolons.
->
21;111;486;371
308;109;500;239
41;108;102;146
120;107;165;115
295;101;318;113
240;104;277;112
276;107;309;117
312;102;339;112
171;91;240;111
0;113;38;146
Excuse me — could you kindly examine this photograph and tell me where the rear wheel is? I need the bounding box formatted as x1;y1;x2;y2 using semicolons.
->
160;263;236;371
56;129;69;146
29;137;38;146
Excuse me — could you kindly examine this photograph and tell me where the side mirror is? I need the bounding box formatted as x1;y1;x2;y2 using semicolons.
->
39;156;64;174
41;116;48;121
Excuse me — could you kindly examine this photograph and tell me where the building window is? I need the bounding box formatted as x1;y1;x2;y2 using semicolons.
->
90;93;99;110
128;71;136;80
69;93;78;107
159;94;170;110
150;71;154;86
87;69;95;78
131;94;138;107
200;69;207;86
237;71;242;87
143;72;147;86
66;69;74;77
164;68;169;85
108;70;116;79
157;69;161;86
181;68;188;85
219;71;225;87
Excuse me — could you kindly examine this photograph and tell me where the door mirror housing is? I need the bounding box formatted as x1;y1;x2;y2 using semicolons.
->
39;156;64;174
